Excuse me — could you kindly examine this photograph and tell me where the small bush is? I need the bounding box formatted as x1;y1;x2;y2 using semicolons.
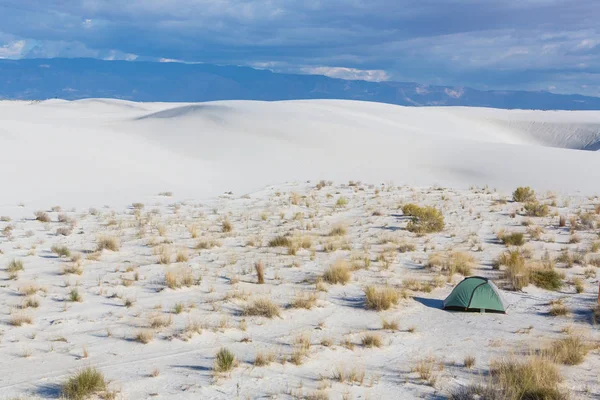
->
255;261;265;284
268;236;292;247
175;249;189;263
546;336;590;365
222;219;233;233
328;224;347;236
164;267;197;289
464;355;476;369
96;236;120;252
254;351;275;367
549;300;568;316
364;286;400;311
51;245;71;258
530;269;564;291
291;292;318;309
446;252;474;276
322;260;351;285
214;348;236;372
398;242;416;253
335;196;348;208
243;298;281;318
69;288;82;302
489;357;565;400
501;232;525;247
524;202;549;217
513;187;536;203
34;211;51;222
573;277;584;293
61;367;107;400
404;205;445;234
361;333;382;348
7;259;24;279
10;312;33;326
135;330;153;344
382;319;399;331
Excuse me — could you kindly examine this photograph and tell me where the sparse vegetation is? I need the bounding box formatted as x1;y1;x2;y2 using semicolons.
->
513;187;536;203
7;259;24;280
364;286;400;311
255;260;265;284
214;348;236;373
243;298;281;318
96;236;120;252
322;260;351;285
51;244;71;258
500;232;525;246
524;201;549;217
403;204;445;234
61;367;107;400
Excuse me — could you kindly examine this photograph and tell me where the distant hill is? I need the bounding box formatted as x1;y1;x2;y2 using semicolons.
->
1;58;600;110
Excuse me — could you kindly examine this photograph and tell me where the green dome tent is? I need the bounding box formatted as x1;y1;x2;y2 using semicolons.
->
443;276;506;313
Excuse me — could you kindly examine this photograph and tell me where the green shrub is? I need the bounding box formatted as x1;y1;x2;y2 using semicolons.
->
214;348;236;372
403;205;445;234
531;269;564;291
51;245;71;258
501;232;525;246
335;196;349;208
524;202;549;217
402;204;422;217
268;236;292;247
513;187;536;203
61;367;107;400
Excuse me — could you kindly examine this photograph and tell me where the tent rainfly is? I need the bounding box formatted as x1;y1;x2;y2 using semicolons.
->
443;276;506;313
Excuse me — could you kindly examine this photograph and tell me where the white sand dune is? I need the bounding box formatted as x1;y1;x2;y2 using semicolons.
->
1;99;599;210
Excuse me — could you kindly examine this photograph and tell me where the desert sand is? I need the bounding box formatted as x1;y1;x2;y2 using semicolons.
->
0;100;599;399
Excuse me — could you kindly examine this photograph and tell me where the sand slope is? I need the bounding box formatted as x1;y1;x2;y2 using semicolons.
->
1;99;599;210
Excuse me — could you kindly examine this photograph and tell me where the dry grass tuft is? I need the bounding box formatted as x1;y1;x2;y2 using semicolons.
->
51;245;71;258
35;211;51;222
7;259;24;280
290;292;318;309
328;224;347;236
254;351;276;367
549;299;568;317
243;298;281;318
361;333;383;348
221;218;233;233
500;232;525;247
10;312;33;326
135;330;153;344
175;248;189;263
164;267;197;289
322;260;351;285
61;367;107;400
255;260;265;284
364;286;400;311
382;319;400;331
96;236;120;252
489;356;565;400
214;347;236;372
545;335;591;365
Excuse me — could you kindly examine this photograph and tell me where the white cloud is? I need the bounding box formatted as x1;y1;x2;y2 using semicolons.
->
0;40;26;59
300;66;390;82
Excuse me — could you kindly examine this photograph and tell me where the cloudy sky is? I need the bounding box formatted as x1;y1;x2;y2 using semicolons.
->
0;0;599;96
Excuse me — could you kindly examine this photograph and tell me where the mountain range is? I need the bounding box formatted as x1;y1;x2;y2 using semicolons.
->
1;58;599;110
